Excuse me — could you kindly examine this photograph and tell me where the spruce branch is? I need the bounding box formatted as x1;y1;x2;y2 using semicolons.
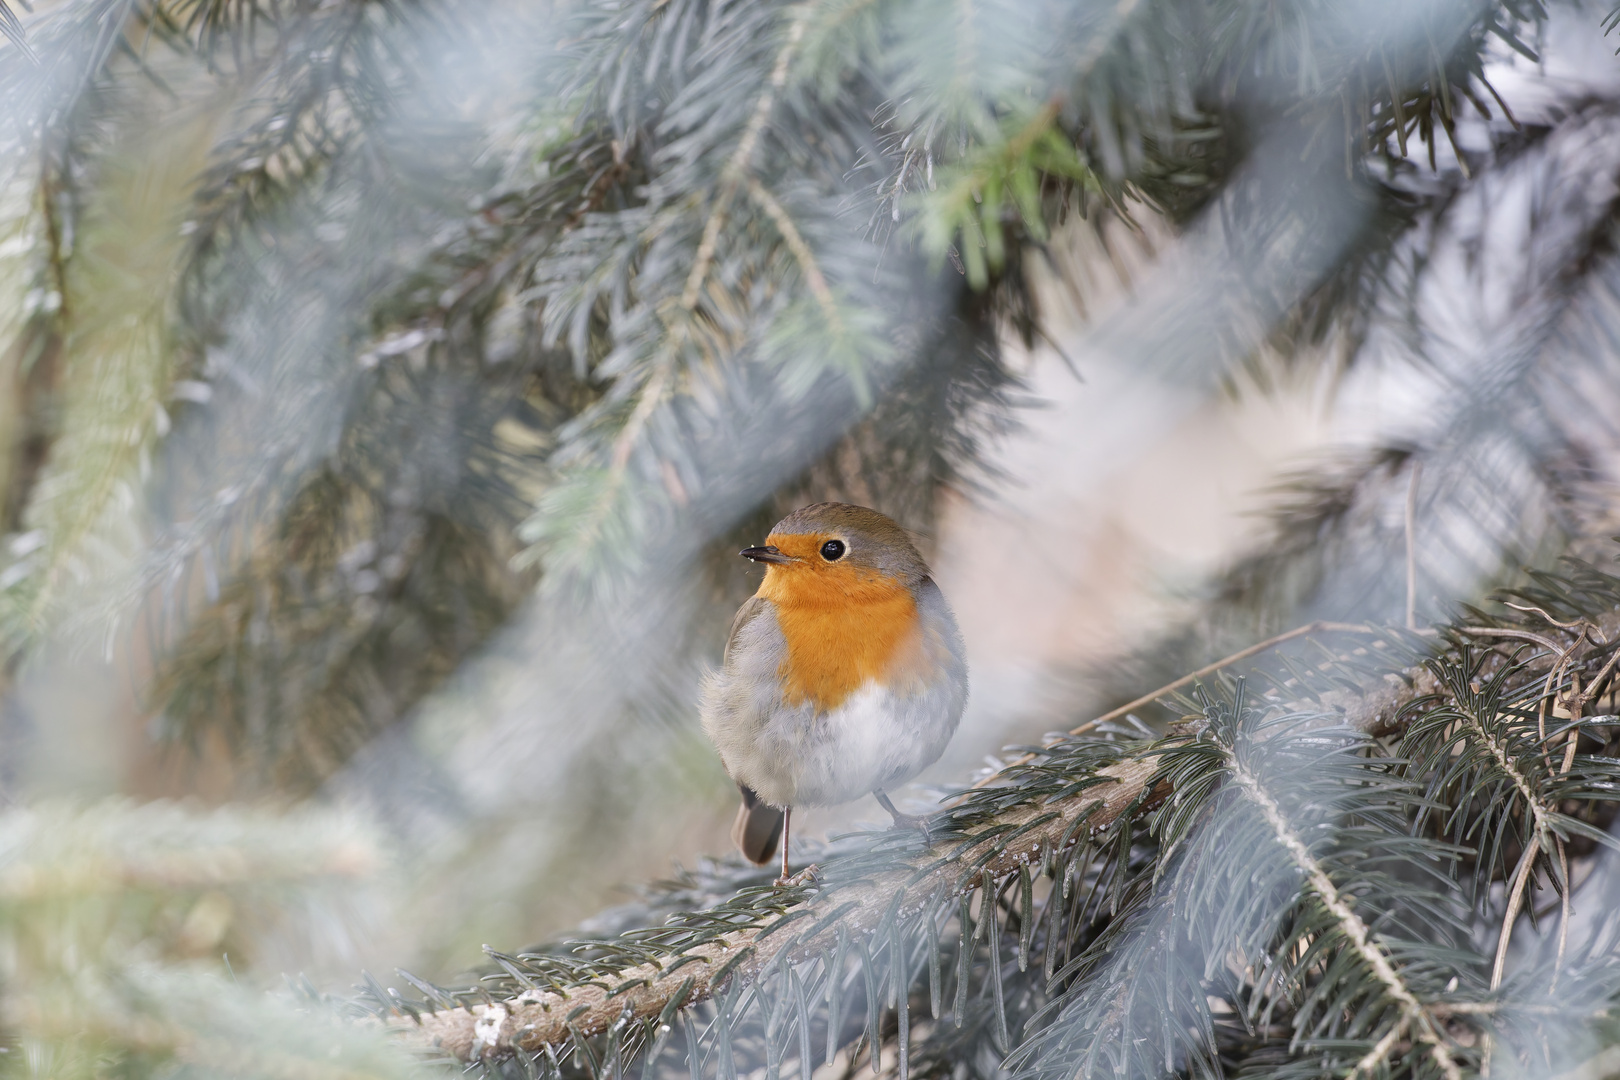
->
401;754;1158;1061
0;800;425;1080
1435;634;1620;991
678;5;809;316
602;1;812;475
381;595;1620;1077
392;625;1461;1062
1399;639;1620;1000
745;178;842;336
1227;750;1460;1080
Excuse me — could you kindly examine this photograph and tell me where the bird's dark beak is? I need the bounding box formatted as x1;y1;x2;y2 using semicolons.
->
740;545;794;564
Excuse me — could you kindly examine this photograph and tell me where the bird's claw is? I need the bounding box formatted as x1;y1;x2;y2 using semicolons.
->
888;810;931;833
874;791;933;838
774;864;820;889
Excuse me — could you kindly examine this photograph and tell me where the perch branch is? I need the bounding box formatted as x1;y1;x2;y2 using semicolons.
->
407;757;1156;1060
395;612;1620;1062
398;651;1439;1061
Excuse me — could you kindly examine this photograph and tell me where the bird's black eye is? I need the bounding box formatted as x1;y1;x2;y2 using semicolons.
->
820;539;846;562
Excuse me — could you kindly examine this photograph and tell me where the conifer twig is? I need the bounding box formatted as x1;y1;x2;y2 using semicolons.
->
1552;836;1572;991
609;4;810;472
1492;838;1540;991
398;638;1454;1062
403;757;1158;1060
966;621;1383;792
1406;458;1421;630
1351;1013;1411;1080
1228;757;1462;1080
1458;689;1560;991
1500;601;1588;632
1458;626;1570;656
393;609;1620;1063
746;178;844;334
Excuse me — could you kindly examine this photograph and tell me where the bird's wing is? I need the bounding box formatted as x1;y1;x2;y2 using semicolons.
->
721;594;771;669
731;782;784;865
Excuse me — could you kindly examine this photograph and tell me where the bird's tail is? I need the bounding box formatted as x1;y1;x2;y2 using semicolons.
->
731;784;784;865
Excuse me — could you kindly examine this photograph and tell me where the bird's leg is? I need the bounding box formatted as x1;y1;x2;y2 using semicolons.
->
875;790;930;833
775;806;793;887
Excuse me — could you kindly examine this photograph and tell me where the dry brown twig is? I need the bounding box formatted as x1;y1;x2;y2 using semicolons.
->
1453;615;1620;996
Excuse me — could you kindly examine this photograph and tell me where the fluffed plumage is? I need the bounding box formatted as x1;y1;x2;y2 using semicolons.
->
702;503;968;873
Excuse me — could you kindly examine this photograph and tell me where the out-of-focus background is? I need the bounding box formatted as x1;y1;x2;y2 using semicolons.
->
3;0;1620;1074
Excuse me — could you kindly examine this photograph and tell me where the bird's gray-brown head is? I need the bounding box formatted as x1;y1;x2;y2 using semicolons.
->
738;502;930;586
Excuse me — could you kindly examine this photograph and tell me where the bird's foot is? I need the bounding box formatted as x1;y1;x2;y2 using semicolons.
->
874;791;933;837
888;809;931;833
774;864;819;889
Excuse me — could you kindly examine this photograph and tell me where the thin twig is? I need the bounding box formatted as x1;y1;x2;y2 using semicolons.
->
1574;644;1620;723
746;178;843;333
1562;719;1582;776
1501;602;1591;633
1406;459;1421;631
1562;671;1585;774
1350;1015;1410;1080
1428;1001;1571;1016
966;621;1382;793
1553;837;1572;992
1537;638;1587;769
1456;626;1569;655
1491;836;1540;990
1551;671;1587;990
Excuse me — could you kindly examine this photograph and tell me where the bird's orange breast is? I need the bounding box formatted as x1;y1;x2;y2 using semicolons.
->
754;541;929;712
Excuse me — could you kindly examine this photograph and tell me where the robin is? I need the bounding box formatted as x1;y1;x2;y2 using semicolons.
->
701;502;968;884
